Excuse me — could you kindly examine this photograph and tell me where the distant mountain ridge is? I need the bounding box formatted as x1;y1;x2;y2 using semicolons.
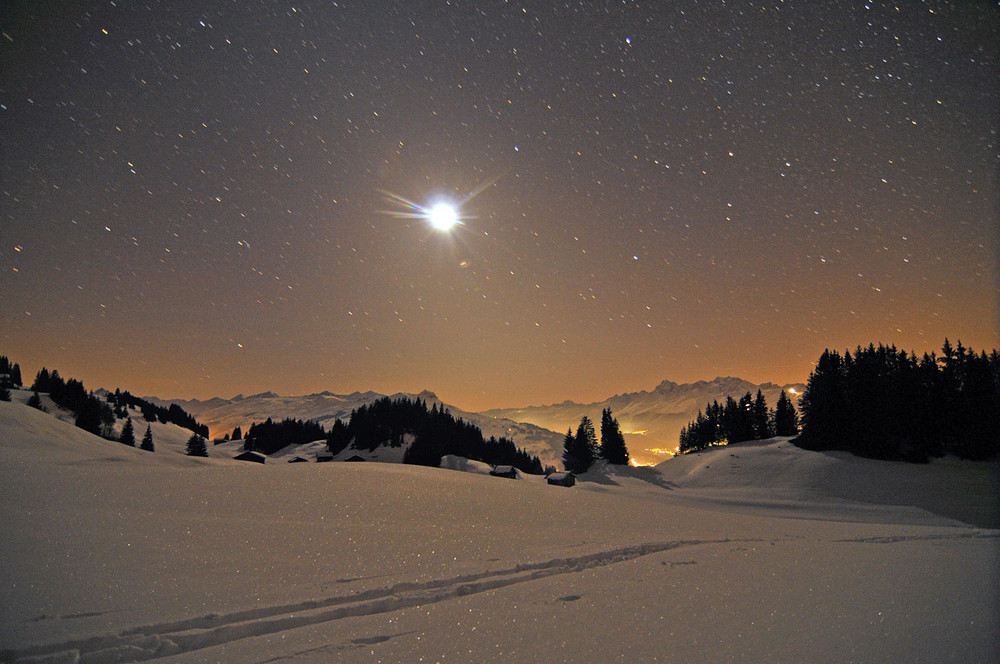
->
482;376;806;465
151;376;805;467
149;390;568;467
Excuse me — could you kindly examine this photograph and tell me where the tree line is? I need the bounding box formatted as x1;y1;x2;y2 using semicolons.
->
798;340;1000;461
244;417;326;455
0;356;23;401
561;408;630;473
678;389;798;454
235;396;544;473
27;368;208;440
328;396;545;474
0;356;210;454
104;387;209;437
30;367;118;438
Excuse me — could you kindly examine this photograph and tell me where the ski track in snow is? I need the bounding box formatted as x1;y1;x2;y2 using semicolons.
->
834;531;1000;545
7;530;992;663
4;539;731;664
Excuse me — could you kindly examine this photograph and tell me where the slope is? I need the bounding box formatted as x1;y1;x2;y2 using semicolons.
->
1;400;996;664
653;437;1000;529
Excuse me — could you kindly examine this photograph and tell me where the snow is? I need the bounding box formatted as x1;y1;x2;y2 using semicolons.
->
155;390;568;468
1;399;997;664
439;455;495;475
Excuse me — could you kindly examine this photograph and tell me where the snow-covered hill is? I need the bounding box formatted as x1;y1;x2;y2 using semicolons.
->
152;389;567;468
151;377;806;468
1;398;997;664
3;388;226;465
483;376;807;464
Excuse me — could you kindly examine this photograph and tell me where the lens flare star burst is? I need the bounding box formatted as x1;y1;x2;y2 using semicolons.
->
378;174;503;232
379;190;465;232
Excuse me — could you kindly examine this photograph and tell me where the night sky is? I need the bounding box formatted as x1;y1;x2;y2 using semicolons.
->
2;1;997;412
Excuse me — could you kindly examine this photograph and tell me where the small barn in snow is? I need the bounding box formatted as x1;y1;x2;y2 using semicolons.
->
315;451;334;463
287;456;309;463
546;471;575;487
345;454;366;462
490;465;518;479
234;451;267;464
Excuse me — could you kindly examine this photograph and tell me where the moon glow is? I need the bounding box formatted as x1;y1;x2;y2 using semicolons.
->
379;175;502;233
428;202;459;231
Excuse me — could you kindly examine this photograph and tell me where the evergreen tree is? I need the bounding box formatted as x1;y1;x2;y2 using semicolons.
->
32;367;51;393
330;396;543;474
0;359;13;400
678;402;724;454
231;425;242;441
774;390;799;436
186;433;208;457
752;390;773;439
599;408;629;464
326;419;349;454
0;357;22;387
678;423;690;454
563;416;596;473
798;349;848;450
120;417;136;447
27;390;45;411
141;425;155;452
721;393;756;444
74;398;105;437
797;339;999;461
561;428;576;468
402;428;444;467
577;415;597;458
244;417;326;454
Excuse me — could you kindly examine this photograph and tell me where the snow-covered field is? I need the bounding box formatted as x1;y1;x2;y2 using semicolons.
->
1;398;997;663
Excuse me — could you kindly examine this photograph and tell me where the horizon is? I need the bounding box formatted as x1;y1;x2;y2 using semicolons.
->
5;337;983;415
6;357;820;414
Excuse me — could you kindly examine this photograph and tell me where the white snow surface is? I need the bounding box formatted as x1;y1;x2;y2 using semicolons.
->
1;399;997;664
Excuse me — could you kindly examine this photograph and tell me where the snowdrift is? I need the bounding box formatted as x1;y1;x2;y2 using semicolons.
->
1;401;997;664
653;437;1000;529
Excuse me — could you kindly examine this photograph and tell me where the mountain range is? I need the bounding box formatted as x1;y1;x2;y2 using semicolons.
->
154;376;805;466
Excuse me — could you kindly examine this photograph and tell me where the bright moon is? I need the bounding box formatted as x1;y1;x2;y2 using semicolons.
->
428;202;459;231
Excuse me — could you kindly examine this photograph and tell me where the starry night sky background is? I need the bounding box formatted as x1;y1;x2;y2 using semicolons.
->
2;1;997;411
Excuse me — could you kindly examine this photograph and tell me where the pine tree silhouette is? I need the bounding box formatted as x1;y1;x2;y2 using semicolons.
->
140;425;155;452
120;417;136;447
186;433;208;457
752;390;773;439
774;390;799;436
599;408;629;464
562;416;596;473
27;390;45;411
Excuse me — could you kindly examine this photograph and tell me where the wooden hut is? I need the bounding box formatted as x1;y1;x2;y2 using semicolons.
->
234;451;267;464
490;465;518;479
546;471;575;487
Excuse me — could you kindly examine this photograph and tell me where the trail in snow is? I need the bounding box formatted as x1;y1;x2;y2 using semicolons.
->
4;539;729;664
